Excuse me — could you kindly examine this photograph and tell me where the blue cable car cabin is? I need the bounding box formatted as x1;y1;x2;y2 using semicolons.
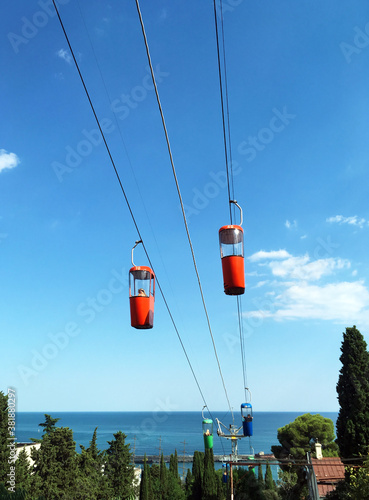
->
241;402;253;437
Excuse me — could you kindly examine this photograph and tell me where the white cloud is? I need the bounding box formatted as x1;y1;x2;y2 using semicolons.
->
254;280;269;288
0;149;20;173
244;281;369;324
327;215;367;228
57;49;72;65
248;250;291;262
285;219;297;229
269;255;350;281
245;247;367;324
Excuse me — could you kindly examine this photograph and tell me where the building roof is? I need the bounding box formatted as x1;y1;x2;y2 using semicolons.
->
311;457;345;498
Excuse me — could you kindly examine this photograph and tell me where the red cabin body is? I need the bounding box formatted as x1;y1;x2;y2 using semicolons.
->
129;266;155;329
219;225;245;295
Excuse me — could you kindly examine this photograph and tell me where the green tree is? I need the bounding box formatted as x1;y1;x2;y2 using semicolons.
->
272;413;338;499
257;464;264;489
271;413;338;460
185;468;193;499
167;449;185;500
105;431;135;499
159;452;168;499
276;468;299;500
150;463;161;500
336;325;369;460
31;414;60;443
77;427;108;499
202;448;217;500
191;451;204;499
235;467;264;500
15;448;32;493
30;426;79;499
264;462;275;491
169;450;179;481
140;454;149;500
325;456;369;499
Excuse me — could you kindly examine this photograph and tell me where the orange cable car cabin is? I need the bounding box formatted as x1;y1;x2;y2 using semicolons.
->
219;224;245;295
129;265;155;329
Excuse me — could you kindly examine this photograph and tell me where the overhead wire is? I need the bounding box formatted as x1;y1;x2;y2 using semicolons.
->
51;0;215;429
134;0;235;423
212;0;249;404
75;0;185;331
212;0;233;224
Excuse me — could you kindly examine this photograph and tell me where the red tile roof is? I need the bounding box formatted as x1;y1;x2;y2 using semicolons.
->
311;457;345;498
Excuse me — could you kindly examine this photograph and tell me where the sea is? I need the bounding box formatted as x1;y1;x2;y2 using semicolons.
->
15;411;338;460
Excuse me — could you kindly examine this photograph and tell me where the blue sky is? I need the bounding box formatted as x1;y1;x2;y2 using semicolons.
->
2;1;369;415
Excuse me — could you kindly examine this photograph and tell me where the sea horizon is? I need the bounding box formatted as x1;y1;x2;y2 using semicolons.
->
14;410;339;458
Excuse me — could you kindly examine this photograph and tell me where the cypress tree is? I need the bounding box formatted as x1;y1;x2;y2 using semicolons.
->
265;462;275;490
78;427;108;499
105;431;135;499
150;463;161;499
192;451;204;499
30;426;79;499
169;449;179;481
140;454;149;500
185;468;193;498
257;463;264;489
15;448;31;493
159;452;167;499
202;448;217;500
336;326;369;460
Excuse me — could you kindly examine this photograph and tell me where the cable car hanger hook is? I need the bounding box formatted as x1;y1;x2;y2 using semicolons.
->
245;387;252;403
202;405;207;419
131;239;143;267
230;200;243;226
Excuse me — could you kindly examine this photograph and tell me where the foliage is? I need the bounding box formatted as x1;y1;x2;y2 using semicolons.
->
276;469;299;500
139;454;149;500
257;464;264;489
104;431;135;499
336;325;369;461
191;450;204;499
271;413;338;460
169;450;179;480
185;467;193;498
149;463;161;499
31;414;60;443
30;426;78;499
326;457;369;499
159;452;167;499
202;448;217;500
15;449;32;492
233;467;265;500
77;427;109;499
264;462;275;491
